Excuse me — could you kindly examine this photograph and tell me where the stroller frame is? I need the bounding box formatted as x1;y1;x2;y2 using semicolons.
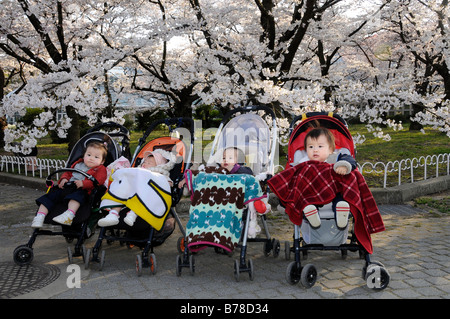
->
176;105;280;281
86;117;194;276
283;112;390;290
13;122;130;266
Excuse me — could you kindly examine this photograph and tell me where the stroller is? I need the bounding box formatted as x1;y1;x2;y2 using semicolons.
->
85;117;194;276
270;112;390;290
176;105;279;281
13;122;131;266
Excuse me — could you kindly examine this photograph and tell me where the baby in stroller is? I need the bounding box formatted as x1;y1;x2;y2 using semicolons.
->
298;127;356;230
97;148;175;227
183;146;270;250
31;141;108;228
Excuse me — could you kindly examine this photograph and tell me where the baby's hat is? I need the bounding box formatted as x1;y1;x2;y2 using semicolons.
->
144;149;175;165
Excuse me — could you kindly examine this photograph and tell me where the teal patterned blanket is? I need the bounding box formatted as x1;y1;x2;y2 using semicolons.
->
185;167;264;252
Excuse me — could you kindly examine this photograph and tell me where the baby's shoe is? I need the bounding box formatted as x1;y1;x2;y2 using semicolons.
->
98;210;120;227
303;205;321;228
31;213;46;228
124;211;137;227
53;210;75;226
335;201;350;229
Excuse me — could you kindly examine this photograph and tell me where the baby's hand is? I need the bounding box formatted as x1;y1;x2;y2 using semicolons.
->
178;178;186;188
74;180;84;188
58;179;68;188
335;166;347;175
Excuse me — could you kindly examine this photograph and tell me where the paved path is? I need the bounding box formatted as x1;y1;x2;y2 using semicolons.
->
0;182;449;301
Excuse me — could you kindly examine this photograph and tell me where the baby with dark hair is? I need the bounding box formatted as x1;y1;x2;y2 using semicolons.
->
301;127;356;230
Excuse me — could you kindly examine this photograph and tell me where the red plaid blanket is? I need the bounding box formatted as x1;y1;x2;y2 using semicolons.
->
268;161;385;254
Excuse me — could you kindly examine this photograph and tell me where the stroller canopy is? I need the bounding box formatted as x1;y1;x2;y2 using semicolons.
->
210;113;271;174
66;132;120;168
287;112;355;166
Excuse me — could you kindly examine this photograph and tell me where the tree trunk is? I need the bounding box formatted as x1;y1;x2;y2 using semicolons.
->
66;106;81;153
0;67;5;149
409;102;424;131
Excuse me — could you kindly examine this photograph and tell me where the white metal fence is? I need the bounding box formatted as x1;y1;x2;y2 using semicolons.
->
1;153;449;188
358;153;450;188
0;155;66;179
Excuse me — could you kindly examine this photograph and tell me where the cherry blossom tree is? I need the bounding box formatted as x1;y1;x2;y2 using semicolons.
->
0;0;135;152
1;0;448;156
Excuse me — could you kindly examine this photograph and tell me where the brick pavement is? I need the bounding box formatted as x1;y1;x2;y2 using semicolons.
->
0;182;449;300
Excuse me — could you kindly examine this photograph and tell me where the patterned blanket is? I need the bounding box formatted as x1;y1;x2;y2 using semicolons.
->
185;167;265;252
268;161;384;254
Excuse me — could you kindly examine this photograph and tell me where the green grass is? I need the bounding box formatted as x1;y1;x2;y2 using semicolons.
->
348;124;449;163
413;196;450;214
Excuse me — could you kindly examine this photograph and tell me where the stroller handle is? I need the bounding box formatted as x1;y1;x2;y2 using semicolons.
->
221;105;276;123
45;168;99;187
140;117;195;144
289;112;347;130
87;121;130;139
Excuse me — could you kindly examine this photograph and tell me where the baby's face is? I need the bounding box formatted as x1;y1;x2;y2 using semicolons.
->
305;135;333;162
83;146;105;168
221;149;238;171
142;155;157;169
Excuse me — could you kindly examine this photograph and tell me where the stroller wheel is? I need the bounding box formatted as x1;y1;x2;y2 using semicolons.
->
263;241;271;257
13;245;34;266
149;253;157;275
84;248;91;269
81;245;87;263
67;246;73;264
300;264;317;288
364;262;390;290
359;249;366;259
234;260;240;282
285;261;300;285
177;237;185;254
248;259;254;281
284;241;291;260
136;254;143;277
99;250;106;271
175;255;182;276
273;240;280;258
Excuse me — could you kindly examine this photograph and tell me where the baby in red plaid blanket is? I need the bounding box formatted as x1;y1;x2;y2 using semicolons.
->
297;127;356;229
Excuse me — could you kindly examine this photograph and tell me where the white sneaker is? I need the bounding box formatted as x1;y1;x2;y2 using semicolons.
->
123;211;137;227
303;205;321;228
335;201;350;229
31;213;46;228
98;210;120;227
53;210;75;226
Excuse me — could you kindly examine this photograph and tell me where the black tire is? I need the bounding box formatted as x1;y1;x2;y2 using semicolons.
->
300;264;317;288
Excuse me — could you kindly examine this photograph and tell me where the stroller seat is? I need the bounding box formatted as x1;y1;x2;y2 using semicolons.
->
300;202;349;246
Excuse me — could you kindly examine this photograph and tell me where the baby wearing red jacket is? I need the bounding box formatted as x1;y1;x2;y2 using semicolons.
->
31;141;107;228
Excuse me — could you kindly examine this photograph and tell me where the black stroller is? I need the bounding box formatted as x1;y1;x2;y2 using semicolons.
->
273;112;390;290
13;122;131;266
85;117;194;276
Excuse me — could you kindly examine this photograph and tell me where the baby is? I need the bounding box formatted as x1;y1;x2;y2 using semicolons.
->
220;147;253;174
98;149;175;227
301;127;356;229
32;141;108;228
